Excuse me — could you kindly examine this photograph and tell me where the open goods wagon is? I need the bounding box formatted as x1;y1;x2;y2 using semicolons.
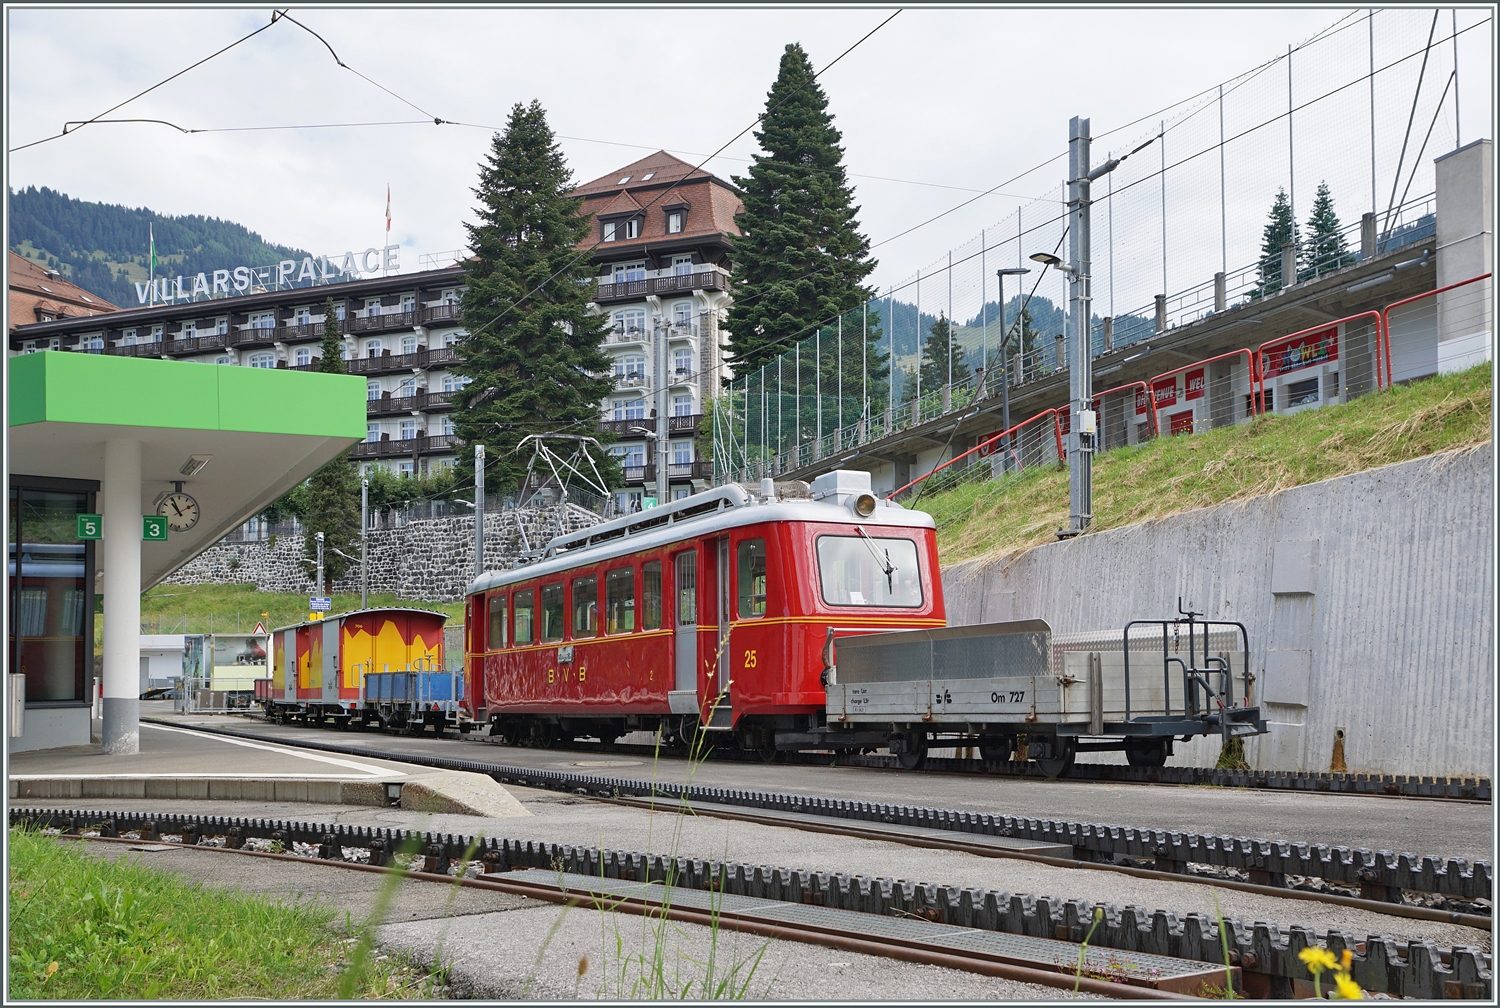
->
259;608;464;734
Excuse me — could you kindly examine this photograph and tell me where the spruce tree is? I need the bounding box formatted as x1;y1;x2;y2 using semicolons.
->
453;100;616;492
1301;181;1354;279
726;43;877;376
1253;188;1299;298
300;298;360;592
918;313;968;391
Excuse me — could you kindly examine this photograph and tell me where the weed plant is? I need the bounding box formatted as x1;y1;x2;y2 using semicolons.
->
6;827;440;1000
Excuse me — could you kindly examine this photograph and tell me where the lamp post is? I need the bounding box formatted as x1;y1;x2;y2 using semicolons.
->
359;478;368;609
995;267;1030;471
314;531;325;595
474;443;485;579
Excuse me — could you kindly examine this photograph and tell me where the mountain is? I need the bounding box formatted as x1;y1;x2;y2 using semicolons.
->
8;186;310;308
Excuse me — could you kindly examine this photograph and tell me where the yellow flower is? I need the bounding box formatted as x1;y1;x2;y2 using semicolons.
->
1334;973;1363;999
1340;949;1354;971
1299;947;1337;973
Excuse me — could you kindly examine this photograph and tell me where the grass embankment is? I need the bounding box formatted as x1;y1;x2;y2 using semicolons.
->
138;583;464;635
924;362;1492;564
6;828;439;1000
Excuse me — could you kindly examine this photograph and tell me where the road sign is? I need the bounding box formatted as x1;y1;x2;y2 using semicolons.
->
76;514;101;540
142;515;168;541
309;597;332;612
253;622;267;635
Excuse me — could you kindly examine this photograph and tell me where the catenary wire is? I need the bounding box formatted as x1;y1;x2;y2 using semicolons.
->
8;9;289;153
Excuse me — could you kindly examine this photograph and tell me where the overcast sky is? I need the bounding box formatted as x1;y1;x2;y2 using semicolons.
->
6;6;1493;293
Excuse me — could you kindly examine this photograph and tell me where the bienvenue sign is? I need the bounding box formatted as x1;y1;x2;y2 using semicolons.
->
135;245;404;305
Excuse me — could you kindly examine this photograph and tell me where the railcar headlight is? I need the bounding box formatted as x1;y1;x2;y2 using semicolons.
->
852;493;877;517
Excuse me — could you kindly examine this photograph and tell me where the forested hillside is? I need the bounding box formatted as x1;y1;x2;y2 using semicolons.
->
8;186;309;307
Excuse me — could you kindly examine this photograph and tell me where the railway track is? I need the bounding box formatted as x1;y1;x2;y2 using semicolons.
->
13;805;1489;1000
143;718;1494;912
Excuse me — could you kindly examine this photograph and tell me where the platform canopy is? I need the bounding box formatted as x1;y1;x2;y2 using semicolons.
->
8;351;366;588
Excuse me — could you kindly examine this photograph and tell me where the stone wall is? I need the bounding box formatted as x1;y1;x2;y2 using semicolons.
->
165;505;600;602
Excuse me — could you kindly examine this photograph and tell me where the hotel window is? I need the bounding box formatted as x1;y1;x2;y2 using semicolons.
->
335;302;346;321
123;329;138;346
400;294;416;314
400;420;418;440
673;395;693;417
673;255;693;277
365;339;382;358
81;335;104;350
603;222;617;242
613;308;646;334
150;325;163;341
613;263;647;285
441;288;460;305
215;317;229;334
215;356;232;365
250;312;275;330
397;377;416;397
367;423;380;443
295;347;312;366
441;416;456;436
624;218;641;239
181;321;197;338
613;399;646;421
672;441;692;465
247;352;276;369
672;301;692;326
443;374;470;393
397;461;415;477
667;211;684;234
673;349;692;375
367;381;382;401
614;356;645;382
21;341;36;352
49;338;61;350
293;307;311;326
365;298;382;317
400;335;418;354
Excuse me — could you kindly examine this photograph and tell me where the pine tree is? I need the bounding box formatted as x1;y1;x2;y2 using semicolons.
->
1253;188;1299;298
1300;181;1355;279
300;298;360;592
452;101;616;493
919;313;968;391
985;306;1039;375
726;43;877;376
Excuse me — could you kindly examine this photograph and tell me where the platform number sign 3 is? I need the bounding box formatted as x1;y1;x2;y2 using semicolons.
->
142;515;169;541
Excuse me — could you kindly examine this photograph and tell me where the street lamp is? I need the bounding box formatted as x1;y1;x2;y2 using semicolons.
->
995;267;1030;472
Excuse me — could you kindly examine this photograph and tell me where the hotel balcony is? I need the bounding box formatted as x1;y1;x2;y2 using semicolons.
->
594;270;728;305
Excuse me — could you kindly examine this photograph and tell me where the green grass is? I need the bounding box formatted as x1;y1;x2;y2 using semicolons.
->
923;362;1492;564
6;828;441;1000
136;583;464;636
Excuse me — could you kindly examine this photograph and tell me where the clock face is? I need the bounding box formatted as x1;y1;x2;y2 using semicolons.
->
158;492;200;532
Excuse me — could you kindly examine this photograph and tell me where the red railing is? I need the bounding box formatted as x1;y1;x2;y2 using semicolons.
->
1091;380;1161;439
1255;311;1383;407
1380;272;1492;388
888;408;1062;499
1146;349;1262;431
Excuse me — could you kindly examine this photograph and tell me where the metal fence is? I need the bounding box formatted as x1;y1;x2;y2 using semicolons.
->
713;7;1479;481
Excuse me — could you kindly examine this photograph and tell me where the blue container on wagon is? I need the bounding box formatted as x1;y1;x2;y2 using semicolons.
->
363;670;464;707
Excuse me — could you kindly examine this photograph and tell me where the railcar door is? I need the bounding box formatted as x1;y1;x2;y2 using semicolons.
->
672;551;697;714
710;536;732;727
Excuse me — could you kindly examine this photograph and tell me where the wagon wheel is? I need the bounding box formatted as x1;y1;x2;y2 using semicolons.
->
896;750;927;771
979;742;1012;767
1125;739;1169;768
757;745;786;764
1035;739;1077;779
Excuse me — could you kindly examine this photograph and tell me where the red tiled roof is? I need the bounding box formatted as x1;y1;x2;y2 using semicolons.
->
570;151;716;197
7;250;119;330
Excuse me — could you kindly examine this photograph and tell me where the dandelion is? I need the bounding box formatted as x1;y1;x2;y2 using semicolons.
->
1334;973;1363;1000
1298;946;1337;973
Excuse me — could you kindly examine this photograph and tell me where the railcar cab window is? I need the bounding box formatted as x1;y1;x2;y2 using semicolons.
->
572;575;598;637
642;561;663;630
817;535;923;607
736;539;768;619
541;583;565;642
513;589;535;645
605;568;634;634
488;594;507;650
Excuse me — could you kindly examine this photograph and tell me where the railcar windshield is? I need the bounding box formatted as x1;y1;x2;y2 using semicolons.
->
816;534;923;608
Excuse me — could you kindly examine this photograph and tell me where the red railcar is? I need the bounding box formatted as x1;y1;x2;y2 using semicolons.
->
463;472;944;754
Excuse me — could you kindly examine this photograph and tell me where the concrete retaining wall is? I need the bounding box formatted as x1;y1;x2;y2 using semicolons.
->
940;446;1493;777
166;505;598;601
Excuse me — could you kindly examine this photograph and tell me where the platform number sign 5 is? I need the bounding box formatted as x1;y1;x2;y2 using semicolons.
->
76;513;102;540
743;649;757;669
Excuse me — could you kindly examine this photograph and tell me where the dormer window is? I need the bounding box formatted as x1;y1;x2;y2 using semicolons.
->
667;211;684;234
603;222;617;242
624;218;641;240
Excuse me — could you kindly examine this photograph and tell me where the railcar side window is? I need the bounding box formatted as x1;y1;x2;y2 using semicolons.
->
487;594;507;649
541;583;565;641
642;560;663;630
736;539;768;619
605;568;635;634
675;553;696;627
816;535;923;607
572;575;599;637
513;589;535;645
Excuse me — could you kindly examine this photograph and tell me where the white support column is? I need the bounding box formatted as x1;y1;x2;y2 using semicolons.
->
102;438;142;755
